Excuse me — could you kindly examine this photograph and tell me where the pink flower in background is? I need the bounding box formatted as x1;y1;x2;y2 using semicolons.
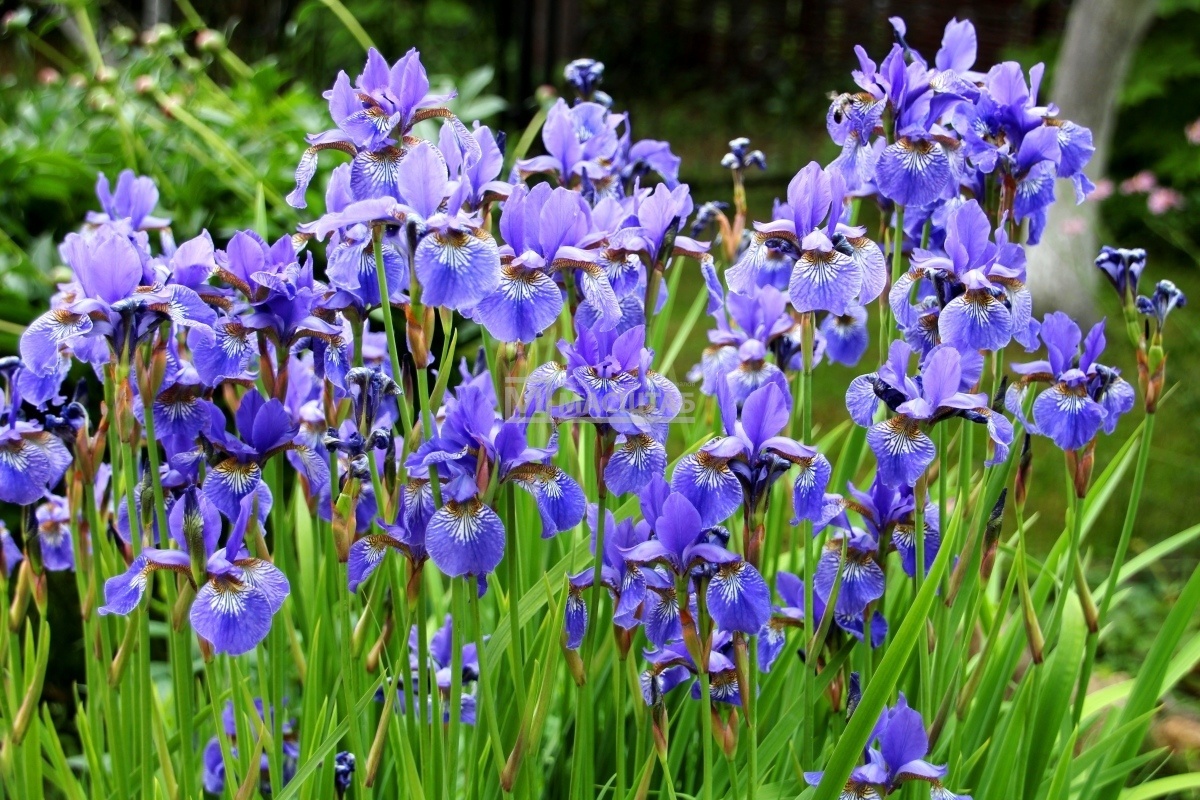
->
1148;187;1184;215
1186;118;1200;145
1088;178;1114;202
1120;171;1157;195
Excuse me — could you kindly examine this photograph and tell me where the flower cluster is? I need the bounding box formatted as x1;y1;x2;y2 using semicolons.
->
1;16;1182;800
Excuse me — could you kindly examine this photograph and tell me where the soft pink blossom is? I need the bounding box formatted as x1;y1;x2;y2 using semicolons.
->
1120;171;1157;195
1147;187;1184;215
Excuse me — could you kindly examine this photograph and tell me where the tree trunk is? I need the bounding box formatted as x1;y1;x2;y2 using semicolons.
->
1025;0;1156;319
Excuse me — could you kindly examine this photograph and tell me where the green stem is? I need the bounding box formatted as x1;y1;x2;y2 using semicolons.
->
446;577;467;799
799;312;816;768
914;473;930;717
1074;412;1156;725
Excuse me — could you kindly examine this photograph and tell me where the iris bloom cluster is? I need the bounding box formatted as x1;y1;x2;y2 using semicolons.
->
1;14;1182;800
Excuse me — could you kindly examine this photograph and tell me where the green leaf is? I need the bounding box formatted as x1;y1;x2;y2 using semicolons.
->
1024;596;1086;797
1093;564;1200;800
1118;772;1200;800
274;674;384;800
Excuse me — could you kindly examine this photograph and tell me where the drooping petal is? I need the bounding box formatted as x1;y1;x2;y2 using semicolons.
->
20;309;94;376
234;558;290;614
789;249;861;316
793;454;833;522
643;587;684;647
190;574;274;655
820;305;870;366
507;463;586;538
473;265;562;343
605;433;667;496
815;545;885;618
876;138;952;208
348;533;405;593
204;459;266;522
706;560;771;634
425;499;505;577
98;549;191;616
671;451;743;528
414;224;501;312
1032;383;1104;452
867;417;936;488
938;289;1012;352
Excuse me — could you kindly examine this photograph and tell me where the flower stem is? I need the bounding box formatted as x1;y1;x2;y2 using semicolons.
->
446;576;467;799
1074;411;1156;725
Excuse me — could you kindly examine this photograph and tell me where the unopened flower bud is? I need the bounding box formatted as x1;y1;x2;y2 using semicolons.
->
980;488;1007;580
563;644;585;687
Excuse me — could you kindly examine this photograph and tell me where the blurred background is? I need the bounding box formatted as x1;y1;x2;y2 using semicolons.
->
1;0;1198;757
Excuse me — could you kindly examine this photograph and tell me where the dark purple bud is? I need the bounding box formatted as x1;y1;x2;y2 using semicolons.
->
1094;246;1147;301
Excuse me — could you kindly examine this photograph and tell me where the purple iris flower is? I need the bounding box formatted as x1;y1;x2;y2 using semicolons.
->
394;616;479;725
0;378;72;506
202;700;299;795
1137;279;1187;336
131;366;217;455
862;34;965;208
307;164;409;310
806;694;970;799
564;58;606;102
33;495;74;572
87;170;171;232
479;183;618;342
201;390;328;522
21;226;215;376
516;98;623;190
565;506;650;649
347;488;430;593
759;568;888;673
100;490;290;656
1007;313;1135;452
524;320;681;441
621;490;771;638
824;473;941;579
728;161;885;315
287;47;475;208
849;341;1012;487
406;370;585;578
690;285;795;402
674;382;830;530
892;200;1036;352
442;122;511;212
1;521;22;577
950;60;1094;243
641;630;743;706
815;527;887;622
